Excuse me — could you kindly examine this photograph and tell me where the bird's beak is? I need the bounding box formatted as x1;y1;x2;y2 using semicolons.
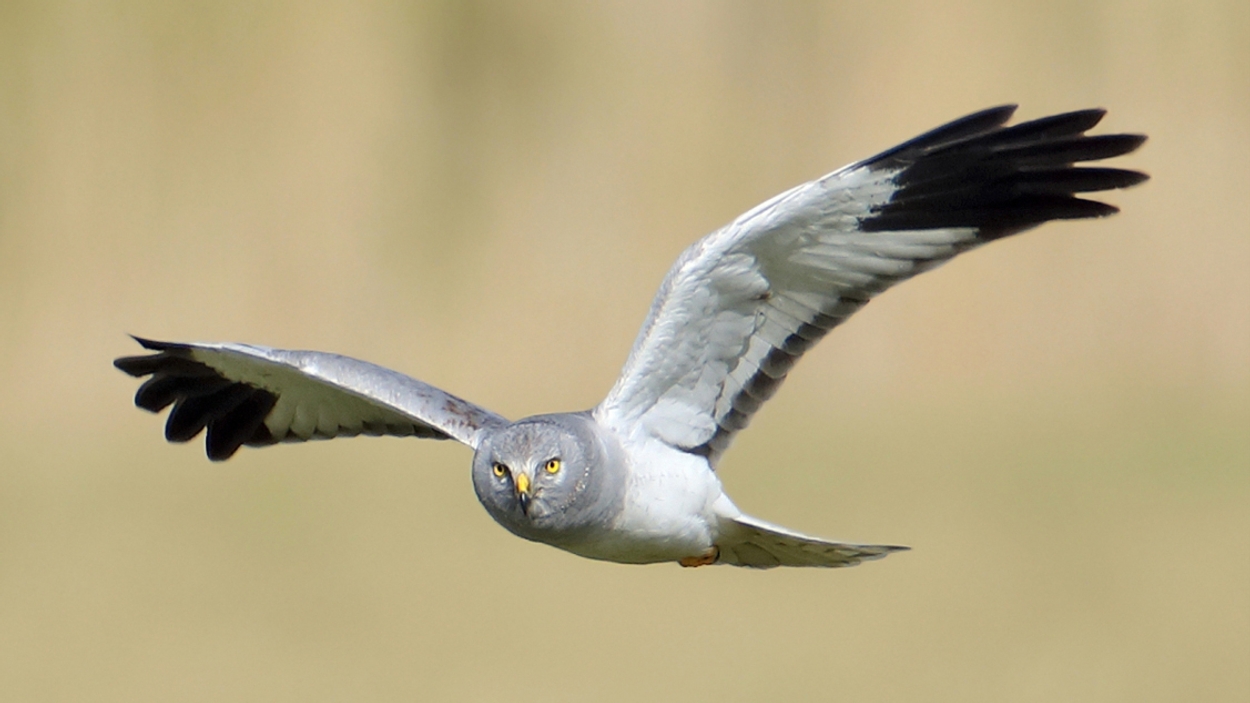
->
515;472;532;515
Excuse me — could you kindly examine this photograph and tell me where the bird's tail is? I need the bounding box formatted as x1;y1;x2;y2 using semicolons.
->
716;514;908;569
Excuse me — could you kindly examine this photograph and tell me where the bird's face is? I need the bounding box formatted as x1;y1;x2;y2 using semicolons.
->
471;414;621;544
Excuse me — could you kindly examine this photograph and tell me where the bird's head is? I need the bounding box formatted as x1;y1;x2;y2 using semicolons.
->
471;413;623;544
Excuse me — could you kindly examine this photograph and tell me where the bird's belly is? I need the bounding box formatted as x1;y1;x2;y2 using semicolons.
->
557;448;726;564
555;522;712;564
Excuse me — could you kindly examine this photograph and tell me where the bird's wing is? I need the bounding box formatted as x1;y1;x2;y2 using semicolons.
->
114;337;508;460
595;106;1146;463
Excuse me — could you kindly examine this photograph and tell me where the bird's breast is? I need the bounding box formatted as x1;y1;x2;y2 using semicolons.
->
558;440;724;564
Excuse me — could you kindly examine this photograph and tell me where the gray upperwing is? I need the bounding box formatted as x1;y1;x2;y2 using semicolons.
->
114;336;508;460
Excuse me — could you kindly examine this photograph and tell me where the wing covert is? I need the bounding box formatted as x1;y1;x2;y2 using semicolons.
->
596;106;1147;464
114;337;508;460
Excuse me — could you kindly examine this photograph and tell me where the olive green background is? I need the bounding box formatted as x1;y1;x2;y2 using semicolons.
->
0;2;1246;701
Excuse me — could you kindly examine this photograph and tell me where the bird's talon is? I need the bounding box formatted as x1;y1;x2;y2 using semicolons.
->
679;546;719;567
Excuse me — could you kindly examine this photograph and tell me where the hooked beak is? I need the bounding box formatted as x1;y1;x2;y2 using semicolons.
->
515;472;532;515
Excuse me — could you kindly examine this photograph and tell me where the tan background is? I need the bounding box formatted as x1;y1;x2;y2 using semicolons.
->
1;2;1246;701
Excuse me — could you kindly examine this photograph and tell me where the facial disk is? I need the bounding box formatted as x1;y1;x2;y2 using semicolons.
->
470;413;623;545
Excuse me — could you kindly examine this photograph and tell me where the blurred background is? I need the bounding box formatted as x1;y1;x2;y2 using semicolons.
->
0;1;1246;701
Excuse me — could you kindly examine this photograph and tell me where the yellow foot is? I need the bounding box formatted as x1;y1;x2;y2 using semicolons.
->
679;546;720;568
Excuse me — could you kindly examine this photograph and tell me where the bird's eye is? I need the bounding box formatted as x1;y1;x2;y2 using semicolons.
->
544;458;561;474
492;463;508;478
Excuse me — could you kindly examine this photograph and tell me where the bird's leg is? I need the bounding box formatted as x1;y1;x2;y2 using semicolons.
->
679;546;719;567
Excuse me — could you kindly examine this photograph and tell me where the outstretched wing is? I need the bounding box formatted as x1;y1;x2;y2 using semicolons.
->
596;106;1147;464
114;337;508;460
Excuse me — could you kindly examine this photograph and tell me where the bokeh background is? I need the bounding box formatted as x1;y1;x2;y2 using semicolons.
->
1;2;1246;701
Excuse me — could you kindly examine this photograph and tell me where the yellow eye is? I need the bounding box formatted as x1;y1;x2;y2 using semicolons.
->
544;458;561;474
492;463;508;478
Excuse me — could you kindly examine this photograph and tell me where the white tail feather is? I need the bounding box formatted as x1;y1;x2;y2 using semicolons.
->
717;514;908;569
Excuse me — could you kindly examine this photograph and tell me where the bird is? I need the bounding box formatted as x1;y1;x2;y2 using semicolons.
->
115;105;1147;569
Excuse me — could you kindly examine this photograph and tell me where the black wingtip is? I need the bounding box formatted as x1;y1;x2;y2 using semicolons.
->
863;105;1019;168
1111;132;1148;155
1014;107;1107;136
115;336;282;460
858;106;1147;236
205;394;277;461
128;335;186;352
114;355;151;377
115;336;191;376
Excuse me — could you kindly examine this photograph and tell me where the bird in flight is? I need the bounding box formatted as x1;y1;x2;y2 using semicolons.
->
116;105;1146;568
